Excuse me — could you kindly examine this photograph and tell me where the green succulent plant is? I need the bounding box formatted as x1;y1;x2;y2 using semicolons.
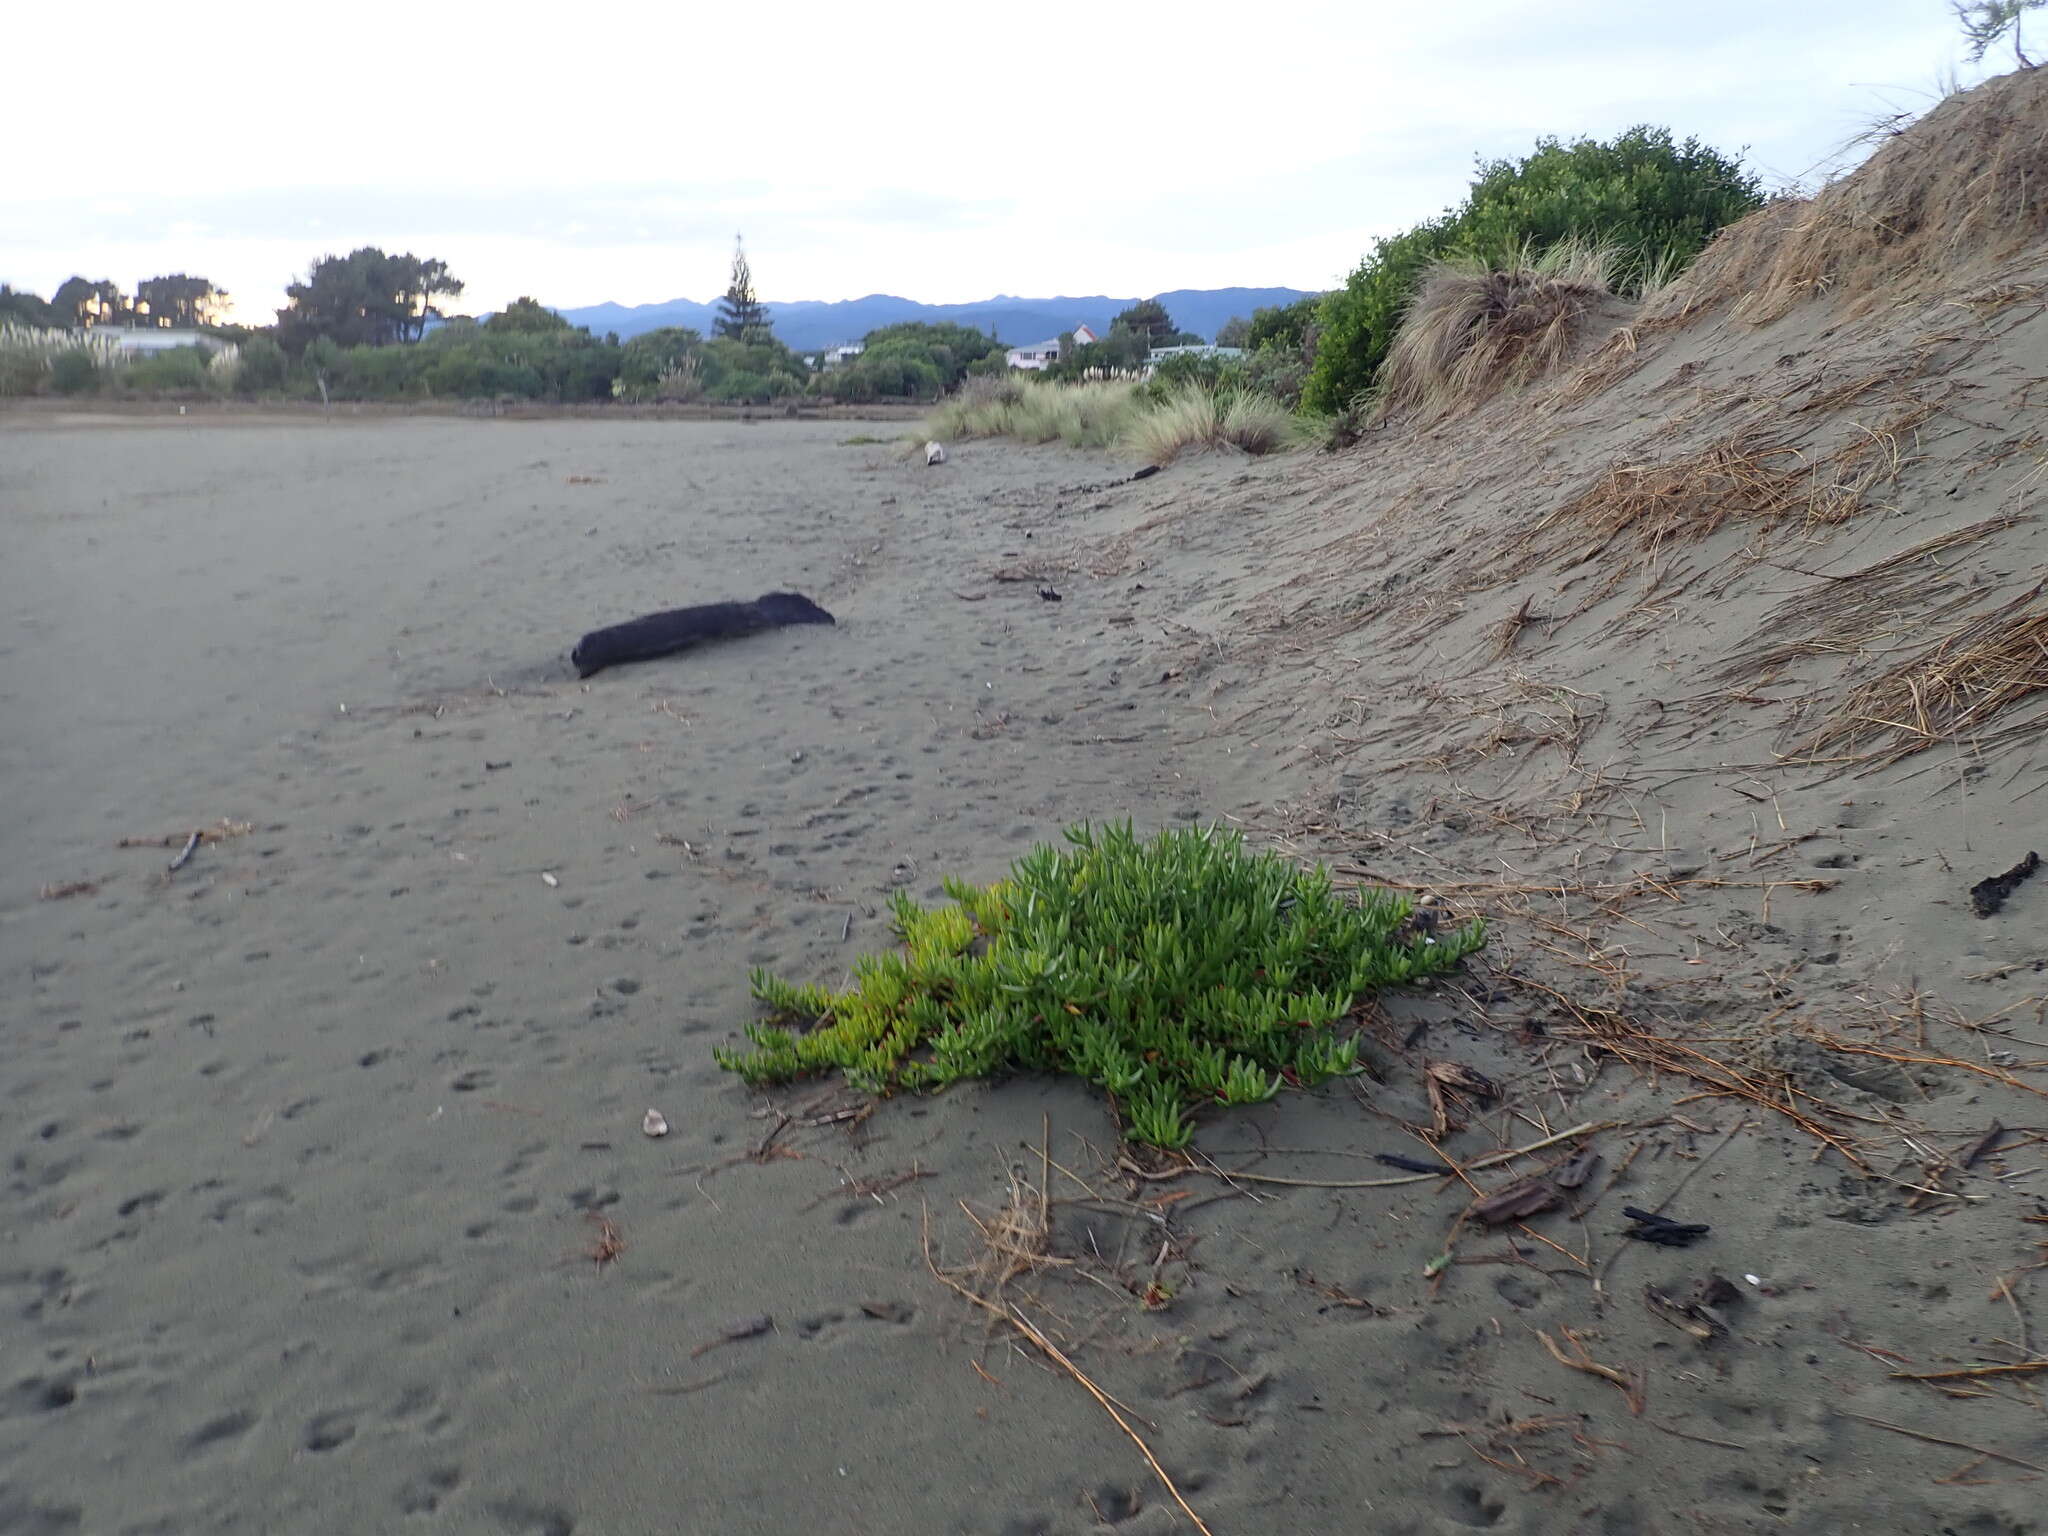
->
716;822;1484;1147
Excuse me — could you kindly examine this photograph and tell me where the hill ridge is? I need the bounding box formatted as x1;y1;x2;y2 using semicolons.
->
555;286;1316;349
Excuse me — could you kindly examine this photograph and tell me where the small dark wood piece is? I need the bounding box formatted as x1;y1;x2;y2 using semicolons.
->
1473;1176;1562;1225
1971;851;2041;917
1623;1206;1710;1247
1959;1121;2008;1169
1375;1153;1453;1175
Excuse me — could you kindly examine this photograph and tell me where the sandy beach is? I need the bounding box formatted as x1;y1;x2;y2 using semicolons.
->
7;178;2048;1536
0;415;1296;1535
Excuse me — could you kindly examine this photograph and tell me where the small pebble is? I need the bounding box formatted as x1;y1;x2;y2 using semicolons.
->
541;872;559;888
643;1109;669;1138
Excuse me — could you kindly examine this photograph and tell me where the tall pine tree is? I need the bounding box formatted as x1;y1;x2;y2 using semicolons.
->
715;236;771;341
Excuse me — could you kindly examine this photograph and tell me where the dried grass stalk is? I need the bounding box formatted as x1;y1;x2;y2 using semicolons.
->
1790;584;2048;768
1715;515;2020;683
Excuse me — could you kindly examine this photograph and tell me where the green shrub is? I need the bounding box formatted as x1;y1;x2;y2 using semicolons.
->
1239;346;1309;410
1144;350;1242;399
51;348;100;394
1246;298;1320;353
1304;126;1762;413
126;346;216;393
616;327;704;400
0;348;41;396
717;823;1484;1147
236;334;288;393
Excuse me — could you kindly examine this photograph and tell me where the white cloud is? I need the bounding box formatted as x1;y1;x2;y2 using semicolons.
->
0;0;1988;321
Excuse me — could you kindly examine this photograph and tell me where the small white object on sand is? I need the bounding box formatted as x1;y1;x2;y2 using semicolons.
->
541;872;559;888
924;440;946;466
643;1109;670;1138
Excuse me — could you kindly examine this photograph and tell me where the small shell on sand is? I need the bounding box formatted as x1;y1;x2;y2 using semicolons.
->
642;1109;670;1138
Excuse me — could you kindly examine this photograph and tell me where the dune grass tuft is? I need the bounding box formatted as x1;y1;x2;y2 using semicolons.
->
926;374;1140;450
1121;383;1300;467
1377;241;1616;422
716;822;1484;1148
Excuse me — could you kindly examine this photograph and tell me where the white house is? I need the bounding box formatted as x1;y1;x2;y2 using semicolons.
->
1005;323;1097;371
81;328;232;357
1143;344;1245;375
823;343;864;367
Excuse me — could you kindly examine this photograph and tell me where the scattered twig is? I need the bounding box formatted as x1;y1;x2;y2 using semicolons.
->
921;1204;1214;1536
1835;1411;2048;1474
646;1370;732;1396
689;1315;774;1359
1536;1326;1645;1414
584;1213;624;1271
1890;1361;2048;1383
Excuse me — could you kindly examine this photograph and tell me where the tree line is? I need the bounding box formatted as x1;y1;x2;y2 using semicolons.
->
0;238;1031;405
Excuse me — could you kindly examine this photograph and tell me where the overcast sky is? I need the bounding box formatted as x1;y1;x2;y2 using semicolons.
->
1;0;1993;322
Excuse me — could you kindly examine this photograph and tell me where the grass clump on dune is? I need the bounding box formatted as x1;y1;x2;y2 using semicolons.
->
927;374;1141;449
716;822;1485;1148
1376;241;1616;422
927;373;1299;467
1123;383;1300;467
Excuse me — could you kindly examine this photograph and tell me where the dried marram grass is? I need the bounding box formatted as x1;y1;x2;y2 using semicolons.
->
1644;67;2048;328
1378;242;1618;422
1789;584;2048;768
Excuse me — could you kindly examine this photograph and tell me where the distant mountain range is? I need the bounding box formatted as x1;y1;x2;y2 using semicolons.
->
554;287;1318;351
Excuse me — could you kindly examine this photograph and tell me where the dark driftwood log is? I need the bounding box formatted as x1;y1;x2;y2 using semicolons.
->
570;592;834;678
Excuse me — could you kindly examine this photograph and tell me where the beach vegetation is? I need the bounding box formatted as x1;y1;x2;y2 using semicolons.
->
49;347;100;394
1303;127;1762;413
486;296;574;333
928;373;1143;448
1124;382;1299;466
717;822;1484;1148
821;322;1006;401
1375;240;1617;421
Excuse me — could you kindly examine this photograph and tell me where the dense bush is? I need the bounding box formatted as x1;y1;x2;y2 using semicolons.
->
50;349;99;394
823;321;1004;401
1303;126;1762;413
1141;347;1309;412
125;346;215;394
616;327;705;401
291;327;625;403
236;334;288;393
1247;298;1321;354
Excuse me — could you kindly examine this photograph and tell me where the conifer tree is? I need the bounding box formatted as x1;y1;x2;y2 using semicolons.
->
715;236;771;341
